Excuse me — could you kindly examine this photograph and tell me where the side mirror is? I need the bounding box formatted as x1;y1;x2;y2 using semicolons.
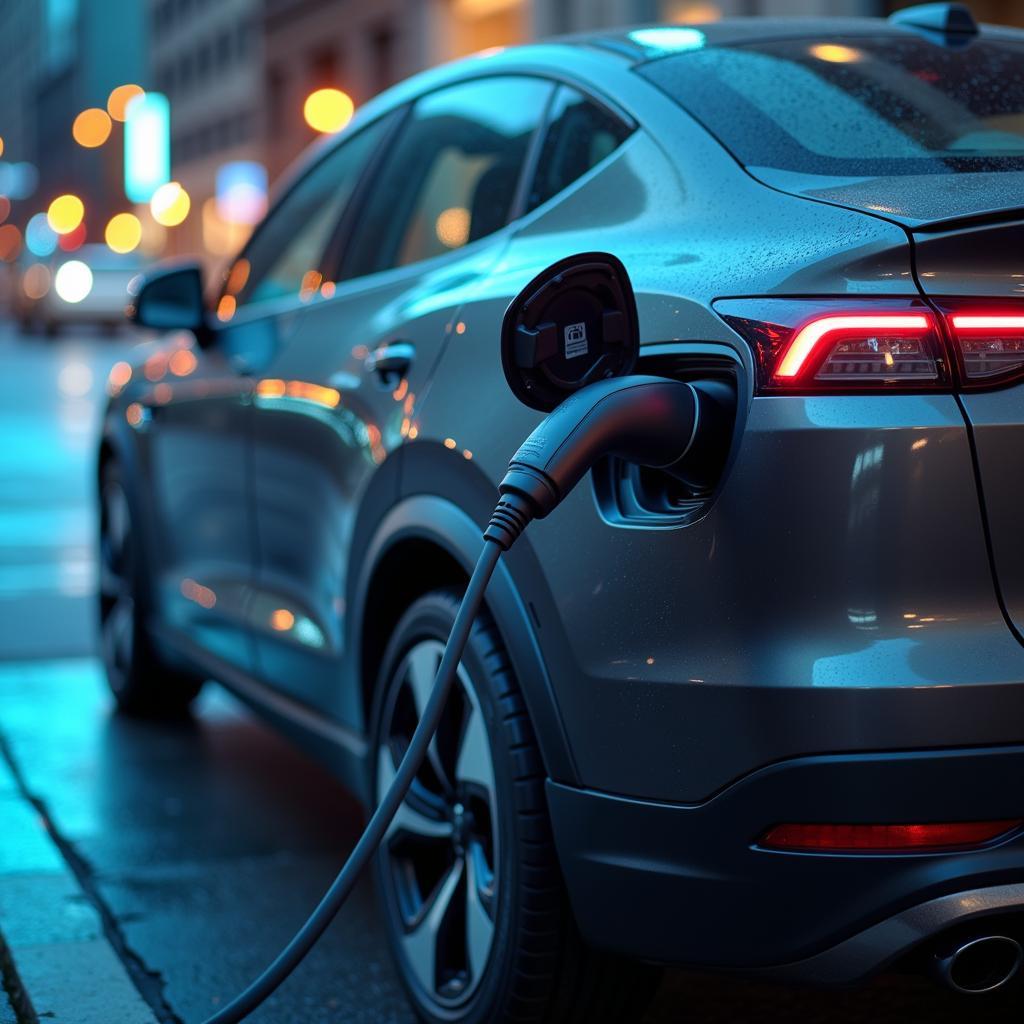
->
127;262;207;333
501;252;639;411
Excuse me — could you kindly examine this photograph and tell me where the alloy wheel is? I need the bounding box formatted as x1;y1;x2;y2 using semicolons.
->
376;638;500;1009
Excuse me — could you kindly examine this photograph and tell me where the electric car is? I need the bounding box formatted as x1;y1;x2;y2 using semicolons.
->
100;6;1024;1020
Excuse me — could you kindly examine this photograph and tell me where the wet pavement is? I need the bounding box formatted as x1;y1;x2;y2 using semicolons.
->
0;317;1019;1022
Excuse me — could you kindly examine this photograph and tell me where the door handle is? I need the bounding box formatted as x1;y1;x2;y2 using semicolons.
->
364;341;414;387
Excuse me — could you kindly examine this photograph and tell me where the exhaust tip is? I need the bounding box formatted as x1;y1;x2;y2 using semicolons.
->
935;935;1023;995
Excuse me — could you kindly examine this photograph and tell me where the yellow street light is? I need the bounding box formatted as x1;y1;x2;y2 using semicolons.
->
150;181;190;226
105;212;142;253
72;108;112;148
47;194;85;234
303;88;354;134
107;83;145;122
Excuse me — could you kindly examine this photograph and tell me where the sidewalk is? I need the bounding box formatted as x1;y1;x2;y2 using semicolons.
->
0;747;158;1024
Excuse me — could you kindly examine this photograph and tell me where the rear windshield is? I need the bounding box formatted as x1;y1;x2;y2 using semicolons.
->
638;34;1024;176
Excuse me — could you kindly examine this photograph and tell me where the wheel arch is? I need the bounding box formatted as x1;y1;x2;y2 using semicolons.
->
350;491;579;789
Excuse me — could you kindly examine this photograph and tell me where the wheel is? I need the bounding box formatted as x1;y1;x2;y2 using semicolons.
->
371;589;659;1024
98;461;202;715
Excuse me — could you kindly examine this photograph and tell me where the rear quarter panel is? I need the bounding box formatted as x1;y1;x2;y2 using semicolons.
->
411;73;1024;801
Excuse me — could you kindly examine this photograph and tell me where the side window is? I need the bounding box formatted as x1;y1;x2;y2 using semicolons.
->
344;76;554;278
526;87;633;212
229;115;390;309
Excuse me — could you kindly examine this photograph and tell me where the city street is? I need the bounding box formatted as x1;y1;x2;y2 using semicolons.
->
0;316;1019;1023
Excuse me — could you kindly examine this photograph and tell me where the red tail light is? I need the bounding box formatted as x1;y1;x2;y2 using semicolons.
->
715;299;948;393
760;820;1022;853
716;298;1024;394
946;311;1024;386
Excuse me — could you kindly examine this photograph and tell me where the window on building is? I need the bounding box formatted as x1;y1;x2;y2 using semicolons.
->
369;23;396;95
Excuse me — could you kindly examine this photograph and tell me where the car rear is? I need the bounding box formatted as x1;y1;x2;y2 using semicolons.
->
544;13;1024;986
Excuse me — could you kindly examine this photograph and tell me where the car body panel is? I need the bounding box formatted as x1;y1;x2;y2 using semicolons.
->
913;217;1024;647
756;169;1024;229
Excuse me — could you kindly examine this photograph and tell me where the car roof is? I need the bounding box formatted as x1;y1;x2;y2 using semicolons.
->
570;14;1024;62
271;12;1024;204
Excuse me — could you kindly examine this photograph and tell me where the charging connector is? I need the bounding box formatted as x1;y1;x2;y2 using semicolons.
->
201;374;700;1024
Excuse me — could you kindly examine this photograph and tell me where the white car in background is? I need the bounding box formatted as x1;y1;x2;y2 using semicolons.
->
16;244;142;335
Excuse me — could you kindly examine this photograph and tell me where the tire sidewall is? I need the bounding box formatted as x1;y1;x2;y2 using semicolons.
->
370;592;522;1024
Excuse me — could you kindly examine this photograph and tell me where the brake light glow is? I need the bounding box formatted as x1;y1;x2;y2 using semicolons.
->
760;820;1022;853
948;313;1024;383
775;314;932;380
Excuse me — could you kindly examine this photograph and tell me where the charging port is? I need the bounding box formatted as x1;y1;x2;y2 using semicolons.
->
593;351;738;527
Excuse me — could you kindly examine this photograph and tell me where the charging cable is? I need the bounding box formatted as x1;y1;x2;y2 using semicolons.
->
203;375;699;1024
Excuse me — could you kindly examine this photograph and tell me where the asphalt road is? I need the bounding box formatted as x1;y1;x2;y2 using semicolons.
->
0;316;1019;1023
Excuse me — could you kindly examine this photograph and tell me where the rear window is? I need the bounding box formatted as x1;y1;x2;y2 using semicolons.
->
638;34;1024;176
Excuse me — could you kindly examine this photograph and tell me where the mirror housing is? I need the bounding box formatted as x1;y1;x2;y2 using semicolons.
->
501;252;639;412
127;262;207;334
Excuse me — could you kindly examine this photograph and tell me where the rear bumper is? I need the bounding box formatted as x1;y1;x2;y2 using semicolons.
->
547;744;1024;977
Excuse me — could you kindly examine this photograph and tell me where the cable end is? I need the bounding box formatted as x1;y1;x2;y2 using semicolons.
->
483;492;534;551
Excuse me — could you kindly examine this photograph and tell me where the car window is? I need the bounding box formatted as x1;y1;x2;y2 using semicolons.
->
230;115;390;309
343;76;554;278
526;87;633;212
638;35;1024;176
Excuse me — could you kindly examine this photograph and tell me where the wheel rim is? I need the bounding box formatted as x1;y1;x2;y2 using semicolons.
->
377;638;499;1008
98;479;135;691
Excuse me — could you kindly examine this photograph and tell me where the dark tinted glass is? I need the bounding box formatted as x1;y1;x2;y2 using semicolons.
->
344;76;553;277
639;35;1024;176
526;86;632;211
234;116;389;308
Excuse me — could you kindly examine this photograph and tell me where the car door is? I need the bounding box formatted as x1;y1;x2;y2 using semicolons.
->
195;115;395;674
141;326;256;672
246;75;555;719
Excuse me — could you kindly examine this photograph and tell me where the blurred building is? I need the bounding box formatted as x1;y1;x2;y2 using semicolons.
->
35;0;147;228
0;1;45;170
150;0;264;258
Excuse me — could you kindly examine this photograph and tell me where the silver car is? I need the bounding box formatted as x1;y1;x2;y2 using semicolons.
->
100;5;1024;1021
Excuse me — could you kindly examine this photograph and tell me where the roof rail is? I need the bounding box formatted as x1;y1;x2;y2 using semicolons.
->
888;3;979;36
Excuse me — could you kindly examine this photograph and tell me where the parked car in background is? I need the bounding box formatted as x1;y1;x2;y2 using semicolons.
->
16;245;141;335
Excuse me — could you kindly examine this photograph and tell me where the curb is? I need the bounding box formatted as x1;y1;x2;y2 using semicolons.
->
0;750;159;1024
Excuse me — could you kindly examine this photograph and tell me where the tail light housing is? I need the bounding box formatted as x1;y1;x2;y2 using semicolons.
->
715;298;949;393
940;304;1024;388
716;297;1024;394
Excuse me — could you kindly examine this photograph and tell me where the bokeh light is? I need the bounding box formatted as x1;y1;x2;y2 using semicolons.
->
435;206;470;248
150;181;190;226
107;83;145;122
105;212;142;253
22;263;51;300
57;362;94;397
0;196;9;224
303;88;354;133
26;213;59;257
47;194;85;234
54;260;93;303
0;136;4;158
72;108;112;148
58;222;87;251
810;43;863;63
0;224;23;262
216;161;267;224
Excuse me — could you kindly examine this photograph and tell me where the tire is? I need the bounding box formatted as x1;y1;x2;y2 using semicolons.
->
98;460;202;716
371;589;659;1024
